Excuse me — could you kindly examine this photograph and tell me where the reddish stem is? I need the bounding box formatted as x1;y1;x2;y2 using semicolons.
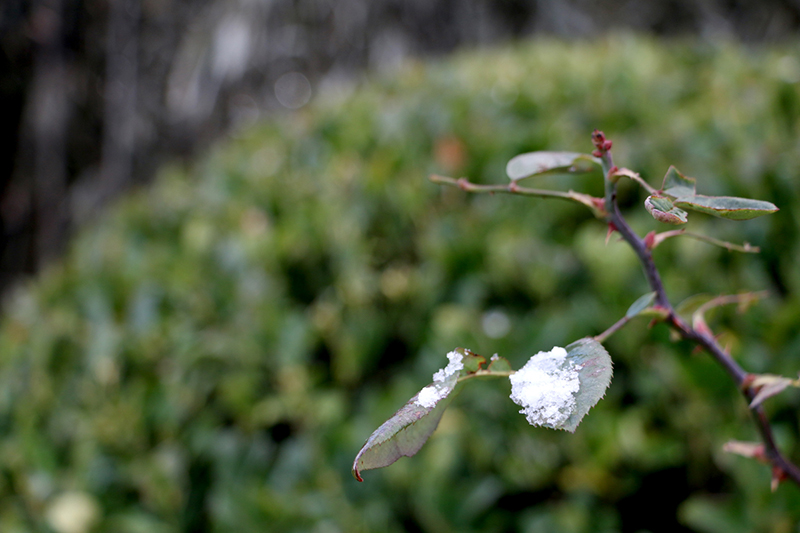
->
597;131;800;488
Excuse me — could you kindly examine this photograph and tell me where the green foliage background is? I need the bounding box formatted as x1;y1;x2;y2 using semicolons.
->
1;36;800;532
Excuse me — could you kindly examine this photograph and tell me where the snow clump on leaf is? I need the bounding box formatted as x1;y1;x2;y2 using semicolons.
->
416;350;464;408
509;346;580;429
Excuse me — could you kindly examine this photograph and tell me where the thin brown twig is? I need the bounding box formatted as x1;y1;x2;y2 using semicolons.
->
692;291;770;318
429;174;607;218
651;228;760;253
594;315;631;344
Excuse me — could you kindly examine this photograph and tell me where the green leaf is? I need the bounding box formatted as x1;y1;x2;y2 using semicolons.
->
487;355;513;373
352;383;457;481
562;338;613;432
626;292;657;318
461;349;486;373
644;194;688;225
661;166;696;198
354;338;614;479
506;151;600;181
508;339;612;433
659;166;779;220
673;195;779;220
353;349;468;481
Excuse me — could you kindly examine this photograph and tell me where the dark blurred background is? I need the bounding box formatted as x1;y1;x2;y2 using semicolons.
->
3;0;800;294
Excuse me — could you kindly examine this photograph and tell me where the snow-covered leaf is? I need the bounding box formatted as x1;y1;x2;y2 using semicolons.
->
506;151;600;181
508;338;612;433
352;349;465;481
352;386;455;481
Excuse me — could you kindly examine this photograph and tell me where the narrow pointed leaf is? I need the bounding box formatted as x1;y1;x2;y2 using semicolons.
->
645;194;688;225
353;349;466;481
661;166;696;198
673;195;779;220
353;377;458;481
506;151;600;181
509;338;612;433
626;292;657;318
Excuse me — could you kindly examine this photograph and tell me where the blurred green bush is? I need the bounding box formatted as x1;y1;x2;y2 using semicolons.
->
1;36;800;532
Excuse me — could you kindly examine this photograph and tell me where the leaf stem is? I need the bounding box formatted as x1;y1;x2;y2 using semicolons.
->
593;315;631;344
429;174;606;218
457;369;515;383
653;229;760;253
430;174;571;198
600;149;671;309
692;291;769;321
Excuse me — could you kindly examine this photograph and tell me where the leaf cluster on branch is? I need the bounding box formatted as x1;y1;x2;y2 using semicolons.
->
356;130;799;492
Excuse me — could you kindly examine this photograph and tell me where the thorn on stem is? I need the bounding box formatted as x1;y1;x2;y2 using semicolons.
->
605;222;618;245
772;466;787;492
723;440;767;461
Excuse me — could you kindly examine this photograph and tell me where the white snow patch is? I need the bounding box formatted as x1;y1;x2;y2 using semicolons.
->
414;350;464;408
432;350;463;383
416;385;445;408
509;346;580;429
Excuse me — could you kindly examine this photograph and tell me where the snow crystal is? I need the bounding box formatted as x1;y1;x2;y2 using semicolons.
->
416;385;444;408
414;350;464;408
432;350;463;383
509;346;580;429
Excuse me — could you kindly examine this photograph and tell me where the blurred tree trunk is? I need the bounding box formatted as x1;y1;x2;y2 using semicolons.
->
28;0;70;267
2;0;800;296
98;0;140;205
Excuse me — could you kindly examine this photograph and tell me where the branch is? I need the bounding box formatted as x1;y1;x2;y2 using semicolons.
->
593;315;631;345
593;130;800;489
648;229;760;253
429;174;607;218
